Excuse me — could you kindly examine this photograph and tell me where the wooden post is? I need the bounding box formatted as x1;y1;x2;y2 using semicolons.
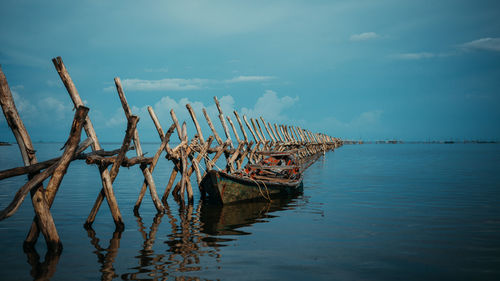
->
237;141;253;170
274;123;284;142
0;106;88;251
279;125;289;142
295;126;305;142
266;121;278;143
233;111;248;142
186;103;213;170
181;122;192;202
290;126;300;142
52;57;124;230
287;126;297;142
243;115;259;144
144;106;178;207
227;141;244;172
185;104;205;144
188;136;214;187
202;108;223;145
226;115;241;143
0;65;62;252
251;118;265;142
303;128;312;142
109;116;138;180
169;109;185;201
249;141;261;163
23;106;89;246
213;96;233;148
115;78;164;213
258;117;274;144
85;115;138;228
134;124;174;212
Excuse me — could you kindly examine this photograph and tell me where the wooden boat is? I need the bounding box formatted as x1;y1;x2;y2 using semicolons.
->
202;152;303;204
202;170;303;204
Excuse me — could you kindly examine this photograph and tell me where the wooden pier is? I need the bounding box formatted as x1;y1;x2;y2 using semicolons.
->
0;57;342;253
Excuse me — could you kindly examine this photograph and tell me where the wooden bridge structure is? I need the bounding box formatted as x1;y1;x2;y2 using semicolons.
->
0;57;342;253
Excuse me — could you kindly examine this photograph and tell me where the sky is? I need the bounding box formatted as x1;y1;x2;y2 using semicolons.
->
1;0;499;142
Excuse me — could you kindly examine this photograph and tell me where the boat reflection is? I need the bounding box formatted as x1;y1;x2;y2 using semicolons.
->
94;195;299;280
200;196;298;236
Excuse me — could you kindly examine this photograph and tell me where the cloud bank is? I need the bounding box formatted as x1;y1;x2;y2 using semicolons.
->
390;52;436;60
350;32;379;41
103;90;299;141
104;75;276;92
460;37;500;52
104;78;211;92
225;76;275;83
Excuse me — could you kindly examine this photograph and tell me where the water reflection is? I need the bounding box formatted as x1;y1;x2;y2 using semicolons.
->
86;195;299;280
121;202;222;280
25;247;60;280
200;197;297;236
133;198;293;280
86;228;122;280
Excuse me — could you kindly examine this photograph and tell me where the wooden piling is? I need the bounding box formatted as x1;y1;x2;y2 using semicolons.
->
23;106;89;248
0;65;63;252
115;78;164;213
233;111;249;142
52;57;124;231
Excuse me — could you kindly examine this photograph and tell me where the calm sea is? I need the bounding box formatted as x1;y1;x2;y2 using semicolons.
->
0;143;499;280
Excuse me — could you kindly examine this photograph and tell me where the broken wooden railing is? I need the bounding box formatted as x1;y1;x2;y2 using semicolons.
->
0;57;342;253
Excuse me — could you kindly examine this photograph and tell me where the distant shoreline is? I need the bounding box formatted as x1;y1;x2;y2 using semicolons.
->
343;140;499;145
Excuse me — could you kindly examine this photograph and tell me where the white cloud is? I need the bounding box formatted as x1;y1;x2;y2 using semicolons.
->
390;52;436;60
105;107;127;127
225;76;275;83
460;37;500;52
38;97;73;120
6;89;72;127
389;38;500;62
110;78;211;92
149;95;236;128
11;90;36;117
349;32;379;41
240;90;298;122
103;75;277;92
102;91;299;142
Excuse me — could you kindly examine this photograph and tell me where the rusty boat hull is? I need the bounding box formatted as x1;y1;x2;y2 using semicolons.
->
202;170;303;204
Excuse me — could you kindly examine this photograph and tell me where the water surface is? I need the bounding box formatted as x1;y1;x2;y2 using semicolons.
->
0;143;499;280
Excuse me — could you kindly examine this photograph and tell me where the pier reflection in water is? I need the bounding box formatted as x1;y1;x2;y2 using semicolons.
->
80;195;300;280
25;246;61;280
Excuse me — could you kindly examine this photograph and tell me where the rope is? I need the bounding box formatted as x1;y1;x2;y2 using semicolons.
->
202;153;223;171
248;177;271;202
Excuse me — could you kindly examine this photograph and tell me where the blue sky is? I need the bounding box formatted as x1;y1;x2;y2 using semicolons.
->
1;0;499;142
